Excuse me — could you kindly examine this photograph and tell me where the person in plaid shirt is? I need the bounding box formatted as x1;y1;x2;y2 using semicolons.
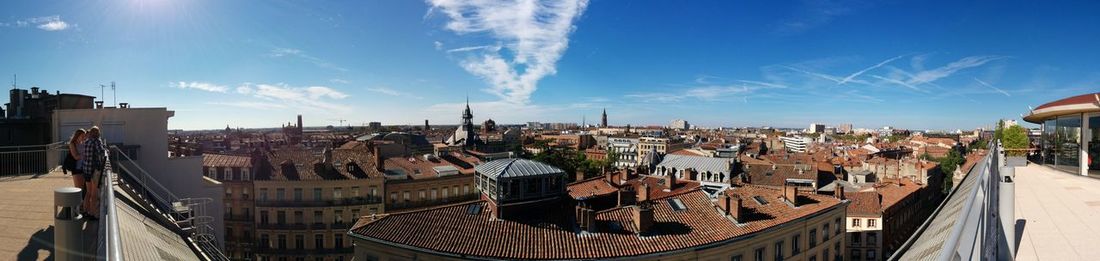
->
82;126;109;219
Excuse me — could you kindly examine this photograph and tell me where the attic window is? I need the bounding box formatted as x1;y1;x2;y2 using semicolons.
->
466;204;483;215
753;195;769;205
667;198;687;211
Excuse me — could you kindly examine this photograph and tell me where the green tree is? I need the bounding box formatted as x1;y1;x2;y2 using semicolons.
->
1002;125;1030;156
994;120;1005;142
936;149;964;194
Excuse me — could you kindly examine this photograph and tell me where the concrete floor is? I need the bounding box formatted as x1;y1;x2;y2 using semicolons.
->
0;169;99;261
1014;164;1100;260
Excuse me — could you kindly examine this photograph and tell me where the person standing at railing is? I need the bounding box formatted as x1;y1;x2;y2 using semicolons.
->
63;129;88;212
82;126;108;220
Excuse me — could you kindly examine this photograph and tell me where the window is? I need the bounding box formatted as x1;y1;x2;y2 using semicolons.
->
442;187;449;198
277;211;286;224
809;229;817;246
370;186;378;197
431;188;438;200
851;249;861;260
334;210;344;224
334;234;343;248
294;211;304;225
295;235;304;249
260;211;269;224
278;235;287;249
313;211;323;224
260;188;268;201
313;188;323;201
868;219;876;228
351;186;360;197
390;192;397;203
792;234;801;254
260;234;270;249
207;167;216;177
866;250;876;260
419;190;426;200
809;256;816;261
352;209;360;220
823;223;830;241
852;232;861;245
244;229;252;241
226;206;233;217
464;185;470;194
452;185;459;197
403;191;410;203
334;188;343;200
852;219;860;227
774;241;784;261
294;188;303;202
242;168;250;181
224;168;231;180
867;232;877;244
822;249;829;261
315;234;324;249
226;187;233;198
243;189;250;200
835;218;842;235
754;247;765;261
276;188;285;201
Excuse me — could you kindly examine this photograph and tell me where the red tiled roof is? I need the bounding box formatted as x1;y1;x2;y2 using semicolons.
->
350;185;842;259
845;191;881;217
875;179;921;210
202;154;251;168
1034;92;1100;110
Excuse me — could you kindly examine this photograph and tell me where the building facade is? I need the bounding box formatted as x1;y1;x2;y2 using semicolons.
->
1023;92;1100;177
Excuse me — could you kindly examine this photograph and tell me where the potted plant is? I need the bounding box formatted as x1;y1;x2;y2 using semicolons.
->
1002;125;1030;167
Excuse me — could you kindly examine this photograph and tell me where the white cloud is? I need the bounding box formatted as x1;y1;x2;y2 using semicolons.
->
208;101;287;110
367;87;424;99
627;79;782;103
38;20;69;31
175;81;228;93
839;55;905;85
3;15;74;31
426;0;589;105
906;55;1006;85
329;78;350;84
267;47;348;72
446;45;500;53
973;78;1011;97
433;41;444;50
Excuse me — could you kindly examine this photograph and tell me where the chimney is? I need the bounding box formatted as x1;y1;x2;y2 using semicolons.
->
119;103;129;108
835;186;845;200
297;114;303;129
633;202;654;235
323;147;333;165
784;184;798;206
617;186;636;207
605;169;614;184
637;183;650;202
373;145;385;172
666;170;677;190
719;193;744;221
95;101;104;109
576;170;586;182
622;169;632;183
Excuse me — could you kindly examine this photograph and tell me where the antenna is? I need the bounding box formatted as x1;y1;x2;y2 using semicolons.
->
111;81;117;107
99;84;106;102
11;74;15;90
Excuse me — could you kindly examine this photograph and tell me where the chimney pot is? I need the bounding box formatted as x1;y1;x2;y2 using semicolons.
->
835;186;845;200
637;184;650;202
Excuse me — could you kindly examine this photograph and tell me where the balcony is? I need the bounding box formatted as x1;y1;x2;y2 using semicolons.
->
225;214;253;222
254;246;353;255
255;222;308;230
892;140;1100;260
385;194;480;210
254;196;384;208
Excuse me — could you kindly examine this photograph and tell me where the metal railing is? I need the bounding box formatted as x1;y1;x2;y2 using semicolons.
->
108;146;228;260
0;142;65;176
890;139;1012;260
98;153;124;261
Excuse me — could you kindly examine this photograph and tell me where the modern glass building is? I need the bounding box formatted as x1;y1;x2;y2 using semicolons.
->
1023;92;1100;177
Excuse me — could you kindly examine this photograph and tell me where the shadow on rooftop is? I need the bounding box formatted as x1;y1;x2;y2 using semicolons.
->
1015;219;1026;257
17;225;54;261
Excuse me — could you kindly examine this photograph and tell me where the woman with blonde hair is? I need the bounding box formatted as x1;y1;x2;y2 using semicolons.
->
63;129;86;194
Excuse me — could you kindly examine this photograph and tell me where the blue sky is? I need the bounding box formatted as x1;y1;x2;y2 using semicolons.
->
1;0;1098;130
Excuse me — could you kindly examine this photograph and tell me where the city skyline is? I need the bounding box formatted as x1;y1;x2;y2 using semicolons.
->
2;1;1099;130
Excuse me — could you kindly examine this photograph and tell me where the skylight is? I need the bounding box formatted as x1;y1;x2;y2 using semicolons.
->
753;195;769;205
668;198;687;211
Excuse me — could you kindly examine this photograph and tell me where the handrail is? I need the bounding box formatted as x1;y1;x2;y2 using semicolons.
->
98;145;125;260
890;137;1004;260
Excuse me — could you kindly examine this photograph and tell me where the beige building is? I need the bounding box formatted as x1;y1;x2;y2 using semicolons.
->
252;145;384;261
380;151;482;211
204;154;256;259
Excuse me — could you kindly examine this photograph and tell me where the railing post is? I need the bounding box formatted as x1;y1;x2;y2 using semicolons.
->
999;166;1015;260
54;187;84;261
